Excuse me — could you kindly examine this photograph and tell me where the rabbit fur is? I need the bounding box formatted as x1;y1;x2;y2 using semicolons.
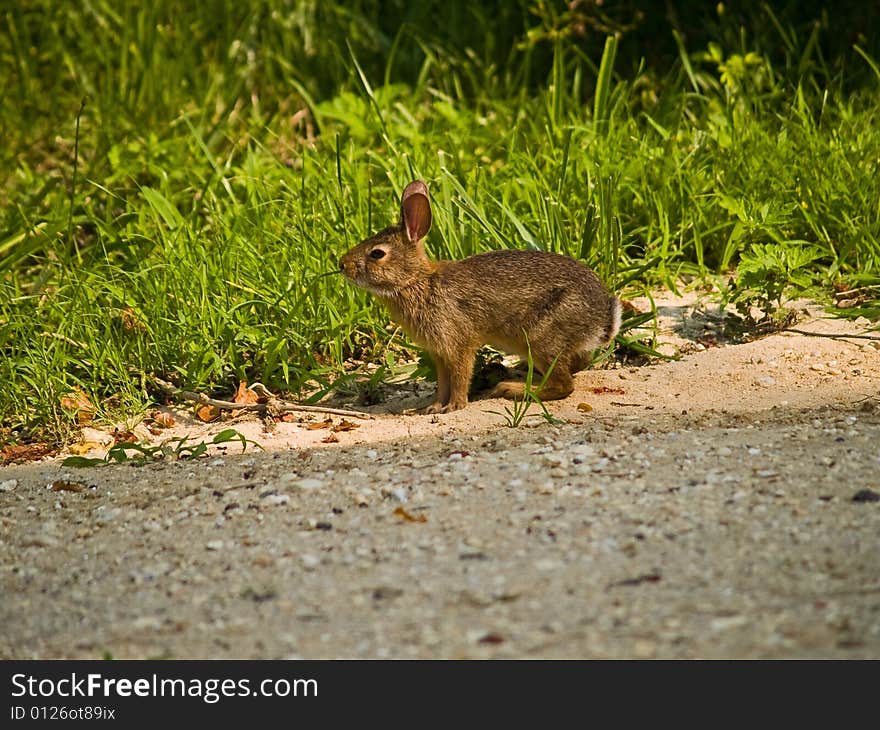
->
339;180;621;413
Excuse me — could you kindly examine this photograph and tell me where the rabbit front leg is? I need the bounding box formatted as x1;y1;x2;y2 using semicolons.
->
423;350;473;413
424;354;451;414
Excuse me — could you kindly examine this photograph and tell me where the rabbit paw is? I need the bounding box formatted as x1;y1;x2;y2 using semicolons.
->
423;400;466;415
491;381;526;400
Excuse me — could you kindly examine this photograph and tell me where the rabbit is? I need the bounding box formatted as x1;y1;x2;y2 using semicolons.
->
339;180;622;414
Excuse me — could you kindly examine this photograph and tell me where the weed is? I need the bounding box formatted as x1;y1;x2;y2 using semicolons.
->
61;429;261;467
1;3;879;438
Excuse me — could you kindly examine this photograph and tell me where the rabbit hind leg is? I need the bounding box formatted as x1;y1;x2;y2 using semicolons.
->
492;352;574;401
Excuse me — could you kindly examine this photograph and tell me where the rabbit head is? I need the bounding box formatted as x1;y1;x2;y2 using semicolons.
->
339;180;435;298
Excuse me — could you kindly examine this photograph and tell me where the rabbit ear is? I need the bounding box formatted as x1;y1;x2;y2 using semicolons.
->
400;180;432;243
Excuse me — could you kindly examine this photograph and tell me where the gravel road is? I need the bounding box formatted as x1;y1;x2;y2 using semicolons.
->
1;296;879;659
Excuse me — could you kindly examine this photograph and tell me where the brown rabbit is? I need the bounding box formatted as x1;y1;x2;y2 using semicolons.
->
339;180;622;413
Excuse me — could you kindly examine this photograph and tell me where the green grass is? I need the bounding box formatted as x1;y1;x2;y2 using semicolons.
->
2;1;880;442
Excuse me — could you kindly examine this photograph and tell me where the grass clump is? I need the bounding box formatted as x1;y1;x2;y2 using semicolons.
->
1;2;879;442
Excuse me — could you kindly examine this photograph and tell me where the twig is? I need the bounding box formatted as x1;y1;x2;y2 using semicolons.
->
834;284;880;298
782;328;880;341
149;375;373;420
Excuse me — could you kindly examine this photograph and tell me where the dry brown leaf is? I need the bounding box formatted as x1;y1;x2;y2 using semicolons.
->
196;405;221;423
112;430;137;443
478;632;505;645
151;411;175;428
321;433;340;444
60;386;95;424
68;441;102;455
589;386;625;395
306;418;333;430
393;506;427;523
577;402;593;412
331;419;359;433
279;413;298;423
233;380;260;405
0;443;57;464
120;306;146;332
50;480;87;493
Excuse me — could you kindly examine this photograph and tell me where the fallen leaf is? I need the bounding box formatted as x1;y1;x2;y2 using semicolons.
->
68;441;102;455
852;489;880;503
331;419;360;432
0;443;57;464
589;386;626;395
233;380;260;405
321;433;340;443
120;306;146;332
50;479;87;493
608;572;663;588
60;386;95;424
577;402;593;412
393;506;427;523
280;413;298;423
477;632;505;645
196;405;221;423
306;418;333;430
150;411;175;428
112;430;137;444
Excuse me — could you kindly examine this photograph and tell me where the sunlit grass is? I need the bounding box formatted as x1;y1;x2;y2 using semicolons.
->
1;1;879;441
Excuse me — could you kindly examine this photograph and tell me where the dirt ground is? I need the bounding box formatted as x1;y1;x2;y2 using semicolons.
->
1;293;879;659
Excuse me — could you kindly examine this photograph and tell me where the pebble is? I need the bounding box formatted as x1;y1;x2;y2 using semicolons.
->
710;615;748;632
534;558;560;572
300;554;320;570
283;477;324;491
265;494;290;506
206;540;224;551
755;375;775;387
94;507;122;524
0;479;17;492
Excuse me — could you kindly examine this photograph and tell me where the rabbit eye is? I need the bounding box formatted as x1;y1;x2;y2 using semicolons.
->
369;249;386;260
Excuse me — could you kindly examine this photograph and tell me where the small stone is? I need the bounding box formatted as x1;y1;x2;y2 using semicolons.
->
94;507;121;524
534;558;560;572
289;477;324;491
392;488;408;503
300;554;320;570
755;375;775;387
365;450;378;461
265;494;290;506
710;615;748;632
206;540;224;551
0;479;17;492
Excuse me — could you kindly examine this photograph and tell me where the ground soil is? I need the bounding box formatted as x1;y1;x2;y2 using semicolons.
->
1;293;879;658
